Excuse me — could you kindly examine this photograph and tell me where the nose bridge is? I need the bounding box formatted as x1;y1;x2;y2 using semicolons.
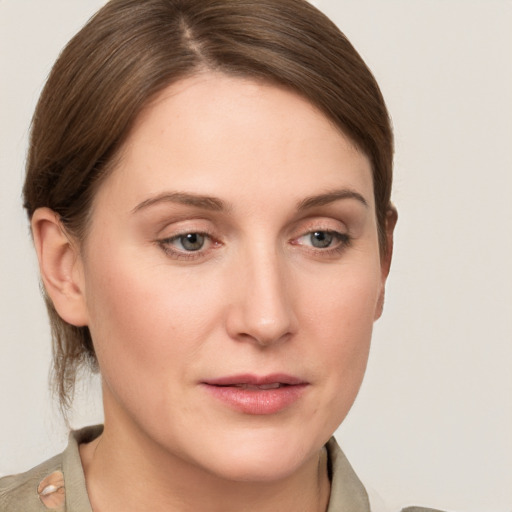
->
227;240;296;346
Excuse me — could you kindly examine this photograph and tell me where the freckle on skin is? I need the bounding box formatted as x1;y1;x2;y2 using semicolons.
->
38;470;65;510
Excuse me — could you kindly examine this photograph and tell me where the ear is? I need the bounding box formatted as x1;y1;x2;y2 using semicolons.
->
374;205;398;320
31;208;88;327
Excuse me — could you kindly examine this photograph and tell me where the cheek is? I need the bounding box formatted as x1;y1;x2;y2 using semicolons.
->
302;256;382;338
82;248;218;385
299;259;380;405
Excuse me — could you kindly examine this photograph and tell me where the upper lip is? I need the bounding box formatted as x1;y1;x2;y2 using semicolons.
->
203;374;307;386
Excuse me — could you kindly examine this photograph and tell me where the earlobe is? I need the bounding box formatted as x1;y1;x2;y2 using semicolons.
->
374;205;398;320
31;208;88;327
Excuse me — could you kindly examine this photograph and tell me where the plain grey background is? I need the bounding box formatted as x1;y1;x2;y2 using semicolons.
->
1;1;511;511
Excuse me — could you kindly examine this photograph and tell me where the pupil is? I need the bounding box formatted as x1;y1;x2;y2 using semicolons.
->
311;231;332;248
181;233;204;251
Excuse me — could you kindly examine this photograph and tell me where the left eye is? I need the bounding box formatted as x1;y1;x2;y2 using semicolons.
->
309;231;335;248
295;230;346;249
167;233;207;251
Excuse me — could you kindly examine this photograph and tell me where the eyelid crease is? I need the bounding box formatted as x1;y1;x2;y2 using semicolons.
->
154;217;217;237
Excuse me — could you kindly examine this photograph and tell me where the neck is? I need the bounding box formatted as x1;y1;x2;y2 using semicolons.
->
80;416;330;512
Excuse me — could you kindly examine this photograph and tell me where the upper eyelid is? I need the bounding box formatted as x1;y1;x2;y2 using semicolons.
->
155;218;217;237
160;229;213;239
156;224;349;244
288;217;349;237
151;209;349;231
158;230;216;248
153;212;351;239
296;228;347;237
292;229;350;244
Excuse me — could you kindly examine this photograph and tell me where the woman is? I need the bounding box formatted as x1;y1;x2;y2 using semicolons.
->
0;0;442;510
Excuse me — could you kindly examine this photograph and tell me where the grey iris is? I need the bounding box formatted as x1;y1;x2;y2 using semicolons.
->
181;233;205;251
310;231;333;248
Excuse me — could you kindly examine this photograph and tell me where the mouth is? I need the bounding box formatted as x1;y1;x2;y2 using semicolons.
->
201;374;308;415
223;382;285;390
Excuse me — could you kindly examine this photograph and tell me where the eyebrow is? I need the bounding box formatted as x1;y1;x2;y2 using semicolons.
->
132;192;226;213
132;187;368;214
296;189;368;211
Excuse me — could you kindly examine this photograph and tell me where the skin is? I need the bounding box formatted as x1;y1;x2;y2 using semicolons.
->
33;72;395;512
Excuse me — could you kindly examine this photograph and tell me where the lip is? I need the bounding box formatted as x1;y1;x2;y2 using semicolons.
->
201;374;308;415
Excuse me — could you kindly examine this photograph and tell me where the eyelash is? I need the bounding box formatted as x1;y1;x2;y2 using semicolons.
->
156;228;351;261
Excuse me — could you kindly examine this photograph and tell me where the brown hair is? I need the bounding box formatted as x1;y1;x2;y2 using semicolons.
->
23;0;393;411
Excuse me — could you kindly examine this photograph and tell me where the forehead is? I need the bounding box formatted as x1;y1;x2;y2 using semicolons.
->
95;72;374;214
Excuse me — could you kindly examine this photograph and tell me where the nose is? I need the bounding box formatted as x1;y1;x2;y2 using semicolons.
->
225;246;297;347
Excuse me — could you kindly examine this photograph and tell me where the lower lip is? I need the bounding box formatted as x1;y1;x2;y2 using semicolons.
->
202;384;308;415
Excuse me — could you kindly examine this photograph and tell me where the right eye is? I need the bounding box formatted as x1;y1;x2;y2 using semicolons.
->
168;233;207;252
307;231;336;249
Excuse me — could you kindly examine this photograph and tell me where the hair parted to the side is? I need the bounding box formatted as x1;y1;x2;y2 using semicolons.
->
23;0;393;412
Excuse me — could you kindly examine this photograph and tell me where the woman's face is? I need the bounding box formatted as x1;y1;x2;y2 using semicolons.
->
78;73;389;481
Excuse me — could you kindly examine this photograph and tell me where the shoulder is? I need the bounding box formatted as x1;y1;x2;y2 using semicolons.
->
326;437;449;512
0;453;63;511
0;425;100;512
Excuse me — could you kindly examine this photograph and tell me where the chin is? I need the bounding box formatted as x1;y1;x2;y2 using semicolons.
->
206;450;313;483
187;425;326;483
